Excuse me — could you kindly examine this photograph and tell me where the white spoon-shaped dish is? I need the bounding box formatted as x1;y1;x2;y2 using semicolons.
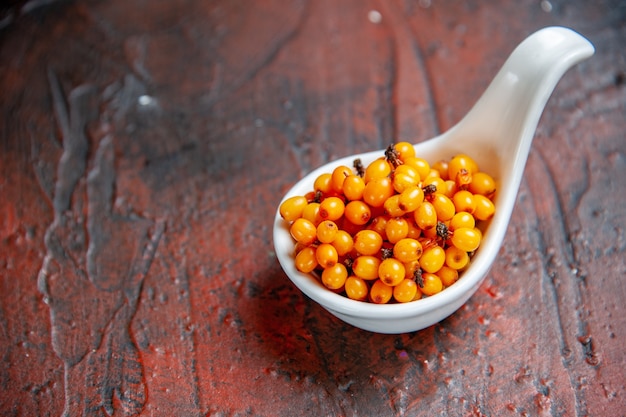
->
273;26;594;334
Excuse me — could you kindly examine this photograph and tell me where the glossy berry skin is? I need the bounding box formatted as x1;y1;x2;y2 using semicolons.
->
352;256;381;280
290;218;317;246
473;194;496;221
363;177;394;208
331;230;354;256
469;171;496;196
414;202;437;231
393;238;423;263
450;227;482;252
354;230;383;256
319;196;345;221
378;258;406;286
316;220;338;243
421;272;443;296
445;246;470;270
279;196;308;222
322;263;348;290
294;247;318;273
393;279;420;303
369;280;393;304
420;245;445;273
364;158;391;183
344;200;372;225
316;243;338;268
345;276;369;301
342;175;366;201
331;165;353;193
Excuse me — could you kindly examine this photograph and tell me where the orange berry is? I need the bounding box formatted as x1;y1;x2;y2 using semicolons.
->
322;263;348;290
393;279;420;303
352;255;381;280
279;196;308;222
364;158;391;183
354;230;383;256
316;243;338;268
342;174;366;201
290;218;317;245
345;276;369;301
319;196;345;221
331;230;354;256
473;194;495;221
331;165;353;193
378;258;406;286
344;200;372;225
294;247;318;273
363;177;394;208
421;272;443;296
370;280;393;304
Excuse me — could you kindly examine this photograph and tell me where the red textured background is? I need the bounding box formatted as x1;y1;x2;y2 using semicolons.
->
1;0;625;416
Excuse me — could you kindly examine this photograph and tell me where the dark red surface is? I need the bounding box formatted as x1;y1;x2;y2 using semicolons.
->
1;1;625;416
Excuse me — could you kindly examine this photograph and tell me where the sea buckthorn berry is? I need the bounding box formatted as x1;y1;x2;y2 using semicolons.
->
364;158;391;183
454;168;473;190
445;246;470;270
383;194;406;217
378;258;406;286
319;196;345;221
279;196;308;222
422;176;446;195
448;154;478;181
385;217;409;244
392;172;418;194
342;174;366;201
370;280;393;304
344;200;372;225
316;220;339;243
394;141;416;161
473;194;495;221
443;180;457;198
393;279;420;303
363;177;394;208
398;185;424;213
352;255;381;280
452;190;476;214
414;201;438;230
345;276;369;301
354;230;383;256
314;173;333;194
431;193;456;221
421;272;443;296
450;227;481;252
437;265;459;287
469;171;496;197
420;245;445;273
450;211;475;231
406;219;422;239
316;243;338;268
404;157;430;180
331;230;354;256
322;263;348;290
432;160;450;180
290;218;317;245
368;215;390;240
302;202;321;225
395;164;420;179
393;238;423;263
331;165;353;193
403;259;421;280
294;247;318;273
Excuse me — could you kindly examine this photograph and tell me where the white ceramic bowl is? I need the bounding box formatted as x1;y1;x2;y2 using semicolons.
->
273;27;594;334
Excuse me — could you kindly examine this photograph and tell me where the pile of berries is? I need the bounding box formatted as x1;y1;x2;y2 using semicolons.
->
279;142;496;304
